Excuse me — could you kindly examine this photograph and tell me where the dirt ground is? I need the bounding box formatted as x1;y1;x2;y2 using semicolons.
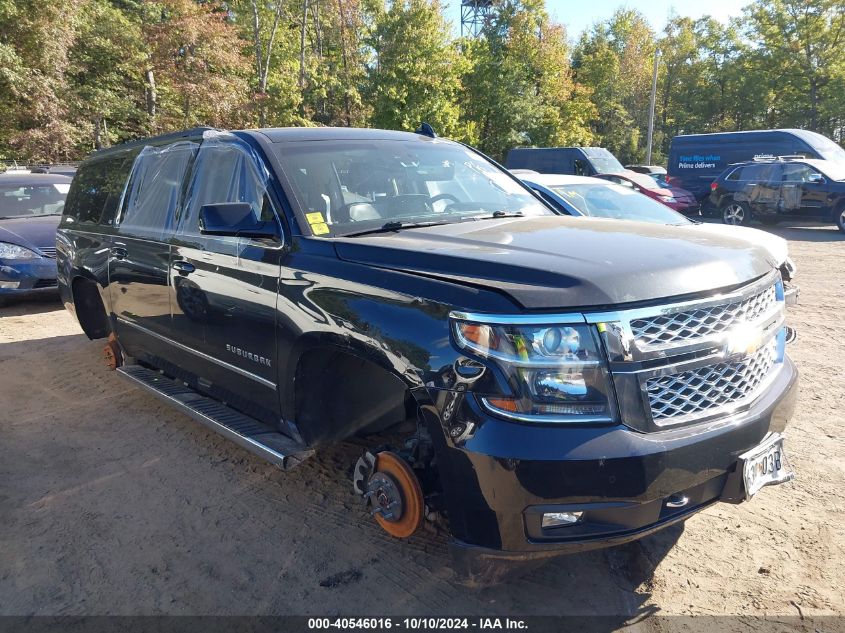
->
0;223;843;620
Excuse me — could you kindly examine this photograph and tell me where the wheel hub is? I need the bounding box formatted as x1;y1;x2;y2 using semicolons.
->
725;204;744;224
365;472;403;522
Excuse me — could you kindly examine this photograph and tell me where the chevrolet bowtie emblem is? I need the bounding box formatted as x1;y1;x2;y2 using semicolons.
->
725;325;763;357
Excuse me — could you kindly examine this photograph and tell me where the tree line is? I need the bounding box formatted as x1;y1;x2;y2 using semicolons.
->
1;0;843;165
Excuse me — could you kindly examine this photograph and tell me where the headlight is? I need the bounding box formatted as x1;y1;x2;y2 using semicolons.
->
659;195;677;203
452;318;615;423
0;242;40;260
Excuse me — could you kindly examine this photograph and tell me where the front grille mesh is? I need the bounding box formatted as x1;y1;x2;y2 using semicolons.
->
646;337;778;422
39;247;57;258
631;284;777;348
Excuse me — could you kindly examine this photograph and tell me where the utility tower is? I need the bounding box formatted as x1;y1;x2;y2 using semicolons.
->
460;0;495;38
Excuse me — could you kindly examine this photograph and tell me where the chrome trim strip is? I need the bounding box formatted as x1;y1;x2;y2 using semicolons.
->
480;397;613;425
116;317;276;390
584;271;779;326
449;310;586;325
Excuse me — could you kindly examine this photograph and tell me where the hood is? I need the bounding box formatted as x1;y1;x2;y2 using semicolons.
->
0;215;60;251
334;216;777;310
690;224;789;266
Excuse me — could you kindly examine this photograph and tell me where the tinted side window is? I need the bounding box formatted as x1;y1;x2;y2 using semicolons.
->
63;153;135;225
180;140;273;238
119;142;197;239
735;164;778;181
781;163;818;182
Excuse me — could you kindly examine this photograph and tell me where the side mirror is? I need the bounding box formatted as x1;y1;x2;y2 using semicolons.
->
807;172;825;184
199;203;278;239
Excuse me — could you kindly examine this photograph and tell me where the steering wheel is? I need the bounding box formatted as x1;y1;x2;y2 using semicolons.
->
429;193;460;205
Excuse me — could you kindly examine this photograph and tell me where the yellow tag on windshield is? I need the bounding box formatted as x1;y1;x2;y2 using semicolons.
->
306;211;325;225
311;222;330;235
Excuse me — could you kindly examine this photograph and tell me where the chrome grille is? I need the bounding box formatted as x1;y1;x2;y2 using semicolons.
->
39;247;57;258
630;284;777;349
646;337;778;423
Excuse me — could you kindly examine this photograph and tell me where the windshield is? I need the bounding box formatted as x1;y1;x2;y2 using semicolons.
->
273;140;551;236
548;182;690;225
0;183;69;218
584;149;625;174
814;160;845;181
798;130;845;163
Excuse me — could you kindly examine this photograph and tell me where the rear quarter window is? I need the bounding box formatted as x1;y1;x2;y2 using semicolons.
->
63;152;137;227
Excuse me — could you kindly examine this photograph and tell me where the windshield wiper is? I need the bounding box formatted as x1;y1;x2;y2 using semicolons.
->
345;220;449;237
467;210;525;220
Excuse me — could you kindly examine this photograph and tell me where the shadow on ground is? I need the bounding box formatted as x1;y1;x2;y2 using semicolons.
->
0;295;63;316
0;329;681;617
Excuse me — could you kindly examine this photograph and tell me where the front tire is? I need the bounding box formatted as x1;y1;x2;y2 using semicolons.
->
722;201;751;226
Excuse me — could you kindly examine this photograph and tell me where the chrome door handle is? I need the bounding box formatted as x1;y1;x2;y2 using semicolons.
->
172;261;195;275
111;246;128;259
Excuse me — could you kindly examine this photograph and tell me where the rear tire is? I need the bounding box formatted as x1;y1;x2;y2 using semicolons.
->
836;204;845;234
722;201;751;226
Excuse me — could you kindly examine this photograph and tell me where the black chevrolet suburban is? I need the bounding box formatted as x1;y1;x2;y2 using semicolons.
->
58;127;798;581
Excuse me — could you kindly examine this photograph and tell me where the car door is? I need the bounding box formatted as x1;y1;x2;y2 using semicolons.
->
780;163;830;218
169;136;284;425
738;164;780;216
109;141;197;364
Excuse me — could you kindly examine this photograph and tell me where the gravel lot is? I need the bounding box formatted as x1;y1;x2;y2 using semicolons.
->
1;223;843;619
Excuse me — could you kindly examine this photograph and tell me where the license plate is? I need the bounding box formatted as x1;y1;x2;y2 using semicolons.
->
740;433;794;500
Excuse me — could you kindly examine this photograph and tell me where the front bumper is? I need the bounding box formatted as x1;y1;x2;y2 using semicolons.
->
433;355;798;566
0;257;58;300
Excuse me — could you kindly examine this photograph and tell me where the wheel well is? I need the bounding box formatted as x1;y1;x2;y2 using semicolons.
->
72;277;111;340
294;347;415;447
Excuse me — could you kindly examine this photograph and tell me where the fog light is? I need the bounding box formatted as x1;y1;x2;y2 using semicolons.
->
0;281;20;289
542;511;583;528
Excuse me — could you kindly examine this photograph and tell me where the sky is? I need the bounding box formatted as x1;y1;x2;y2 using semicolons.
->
443;0;749;39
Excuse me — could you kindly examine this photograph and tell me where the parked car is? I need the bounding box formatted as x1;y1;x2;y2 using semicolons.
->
626;164;666;176
58;127;798;581
594;170;699;215
667;128;845;202
505;146;625;176
31;164;78;178
517;173;798;302
0;172;71;304
709;157;845;232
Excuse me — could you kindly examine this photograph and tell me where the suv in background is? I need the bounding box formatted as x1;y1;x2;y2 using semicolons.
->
58;127;798;581
668;129;845;201
710;157;845;232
